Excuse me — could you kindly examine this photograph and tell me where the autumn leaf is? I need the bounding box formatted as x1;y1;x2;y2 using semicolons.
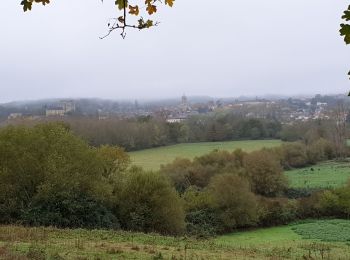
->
118;16;125;24
146;4;157;15
165;0;174;7
129;5;139;16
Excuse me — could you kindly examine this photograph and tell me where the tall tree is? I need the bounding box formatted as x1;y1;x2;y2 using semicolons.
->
331;101;348;159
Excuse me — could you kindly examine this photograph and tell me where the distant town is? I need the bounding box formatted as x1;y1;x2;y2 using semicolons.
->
1;94;349;125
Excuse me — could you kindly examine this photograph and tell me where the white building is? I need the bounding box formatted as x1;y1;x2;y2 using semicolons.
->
7;113;22;120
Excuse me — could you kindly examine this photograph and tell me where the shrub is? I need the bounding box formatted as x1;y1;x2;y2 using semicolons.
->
258;197;298;226
118;168;185;235
185;208;221;238
208;174;259;232
306;138;335;164
297;192;323;218
244;150;287;197
160;158;193;193
22;191;119;229
280;142;309;168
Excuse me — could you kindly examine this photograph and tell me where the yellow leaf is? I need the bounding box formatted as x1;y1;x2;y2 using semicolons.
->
128;5;139;16
165;0;174;7
146;4;157;15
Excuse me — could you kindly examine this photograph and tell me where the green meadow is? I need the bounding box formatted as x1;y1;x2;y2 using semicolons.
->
286;160;350;189
129;140;282;171
216;219;350;246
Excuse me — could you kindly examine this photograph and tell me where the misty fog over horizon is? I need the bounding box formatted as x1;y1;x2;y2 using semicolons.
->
1;0;350;103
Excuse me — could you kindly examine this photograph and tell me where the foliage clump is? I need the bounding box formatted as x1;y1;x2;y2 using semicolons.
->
0;123;184;235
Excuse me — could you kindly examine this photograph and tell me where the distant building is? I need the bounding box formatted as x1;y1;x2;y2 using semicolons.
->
181;94;188;106
180;94;191;112
45;100;75;117
46;107;65;117
61;100;75;113
166;115;187;123
166;118;185;123
97;109;109;120
7;113;22;120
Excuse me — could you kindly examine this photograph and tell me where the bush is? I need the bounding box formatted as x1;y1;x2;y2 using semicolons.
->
297;192;323;218
22;191;120;229
306;138;335;164
118;168;185;235
161;150;246;192
208;174;259;232
185;208;221;238
244;150;287;197
317;186;350;218
258;197;298;226
280;142;309;168
160;158;193;193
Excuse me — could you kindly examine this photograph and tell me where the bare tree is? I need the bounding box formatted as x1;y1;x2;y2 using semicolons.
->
331;101;348;159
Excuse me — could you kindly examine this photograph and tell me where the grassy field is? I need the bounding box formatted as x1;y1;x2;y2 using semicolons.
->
129;140;282;171
2;219;350;259
286;160;350;189
216;219;350;245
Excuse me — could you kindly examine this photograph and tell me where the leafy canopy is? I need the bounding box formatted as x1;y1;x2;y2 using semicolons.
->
20;0;175;38
340;5;350;82
340;5;350;45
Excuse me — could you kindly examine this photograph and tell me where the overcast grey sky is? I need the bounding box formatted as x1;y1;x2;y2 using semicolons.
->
0;0;349;102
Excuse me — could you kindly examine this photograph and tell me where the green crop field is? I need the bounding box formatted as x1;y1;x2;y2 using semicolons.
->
216;219;350;246
291;219;350;242
2;219;350;259
286;160;350;189
129;140;282;171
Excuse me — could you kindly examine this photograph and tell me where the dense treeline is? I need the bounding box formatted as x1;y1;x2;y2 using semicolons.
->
159;134;348;237
59;114;281;150
1;123;349;238
0;124;184;234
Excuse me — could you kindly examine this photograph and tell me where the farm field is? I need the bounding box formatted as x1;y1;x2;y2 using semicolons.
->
286;160;350;188
216;219;350;245
1;219;350;259
129;140;282;170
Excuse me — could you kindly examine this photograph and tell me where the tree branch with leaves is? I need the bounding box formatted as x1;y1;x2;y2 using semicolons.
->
340;4;350;83
20;0;175;38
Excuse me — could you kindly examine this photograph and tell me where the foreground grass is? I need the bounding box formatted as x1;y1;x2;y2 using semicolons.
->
129;140;282;171
2;219;350;259
286;160;350;189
